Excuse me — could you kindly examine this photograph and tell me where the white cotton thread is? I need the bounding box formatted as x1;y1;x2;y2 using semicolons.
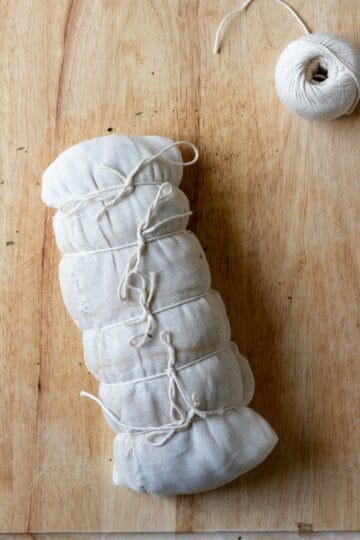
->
59;140;198;219
62;228;191;257
83;288;213;335
60;181;164;218
213;0;310;55
122;272;157;347
110;147;197;347
43;134;279;495
77;182;192;348
63;141;217;433
75;143;236;443
63;141;198;350
275;33;360;121
213;0;360;121
116;181;192;347
96;141;197;219
80;334;240;446
118;182;184;301
100;339;231;388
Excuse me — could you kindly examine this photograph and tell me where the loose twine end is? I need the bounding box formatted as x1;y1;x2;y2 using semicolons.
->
213;0;310;56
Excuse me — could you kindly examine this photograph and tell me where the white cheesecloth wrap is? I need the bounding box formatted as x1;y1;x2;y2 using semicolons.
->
41;135;278;496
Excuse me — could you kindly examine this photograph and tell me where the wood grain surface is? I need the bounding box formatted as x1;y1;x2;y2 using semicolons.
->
0;0;359;534
2;535;360;540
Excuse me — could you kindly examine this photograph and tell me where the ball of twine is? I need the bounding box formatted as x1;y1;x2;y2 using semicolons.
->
275;33;360;121
213;0;360;121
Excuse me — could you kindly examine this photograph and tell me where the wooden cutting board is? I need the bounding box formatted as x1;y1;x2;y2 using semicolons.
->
0;0;358;533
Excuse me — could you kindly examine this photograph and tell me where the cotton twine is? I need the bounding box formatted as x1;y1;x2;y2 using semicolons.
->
213;0;360;121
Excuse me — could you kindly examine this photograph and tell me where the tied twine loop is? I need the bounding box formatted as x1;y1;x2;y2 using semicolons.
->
70;140;229;445
80;332;237;447
118;182;176;302
145;332;216;446
60;140;199;219
117;181;192;347
59;166;135;218
96;164;137;220
61;141;197;348
123;272;157;348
